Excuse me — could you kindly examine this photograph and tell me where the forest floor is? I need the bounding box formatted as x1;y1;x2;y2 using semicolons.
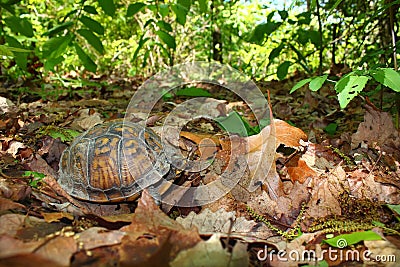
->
0;72;399;267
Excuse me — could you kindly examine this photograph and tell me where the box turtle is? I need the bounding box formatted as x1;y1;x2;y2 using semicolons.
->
58;120;171;203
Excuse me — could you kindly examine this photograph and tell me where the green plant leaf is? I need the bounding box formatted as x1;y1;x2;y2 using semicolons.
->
269;43;285;62
159;4;169;17
178;0;191;9
79;15;104;35
5;35;28;70
309;30;321;46
44;56;64;71
0;45;30;54
4;16;34;37
171;4;188;25
296;11;311;25
154;42;171;60
277;61;291;80
77;29;104;54
290;78;312;93
387;204;400;216
324;122;337;135
98;0;115;17
297;29;309;45
278;10;288;20
143;19;155;28
175;87;212;97
44;21;74;37
0;45;14;56
127;2;146;17
74;43;97;72
215;111;255;137
198;0;207;13
24;171;45;188
323;231;381;248
249;22;280;44
42;34;72;59
327;0;344;16
309;74;328;91
156;30;176;49
370;68;400;92
84;5;98;14
335;75;369;109
132;35;149;61
156;21;173;32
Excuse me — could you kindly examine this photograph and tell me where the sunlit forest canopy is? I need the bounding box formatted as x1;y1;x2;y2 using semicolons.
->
1;0;398;81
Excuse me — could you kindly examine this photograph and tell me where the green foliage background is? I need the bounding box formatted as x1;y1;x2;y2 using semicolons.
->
0;0;399;89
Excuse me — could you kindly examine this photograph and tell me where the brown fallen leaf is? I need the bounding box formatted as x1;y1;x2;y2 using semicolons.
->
352;105;400;159
247;119;307;153
348;169;400;204
69;108;104;131
286;158;317;184
34;236;77;266
0;253;64;267
0;234;44;258
176;208;277;242
301;143;341;174
305;165;347;220
180;131;221;147
0;197;26;212
0;214;45;237
244;119;282;201
118;190;202;266
244;119;309;200
275;119;308;148
41;212;74;223
0;178;31;202
0;214;65;240
38;136;67;171
76;227;125;250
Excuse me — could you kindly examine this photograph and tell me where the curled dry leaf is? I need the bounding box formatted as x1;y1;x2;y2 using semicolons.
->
245;119;308;200
274;119;308;148
6;141;26;157
119;190;202;266
246;119;307;152
245;119;281;199
170;234;248;267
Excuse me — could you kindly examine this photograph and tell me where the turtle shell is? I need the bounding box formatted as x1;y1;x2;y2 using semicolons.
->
58;121;170;202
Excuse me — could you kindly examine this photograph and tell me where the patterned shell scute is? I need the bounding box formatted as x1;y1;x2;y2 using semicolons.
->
58;121;170;202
